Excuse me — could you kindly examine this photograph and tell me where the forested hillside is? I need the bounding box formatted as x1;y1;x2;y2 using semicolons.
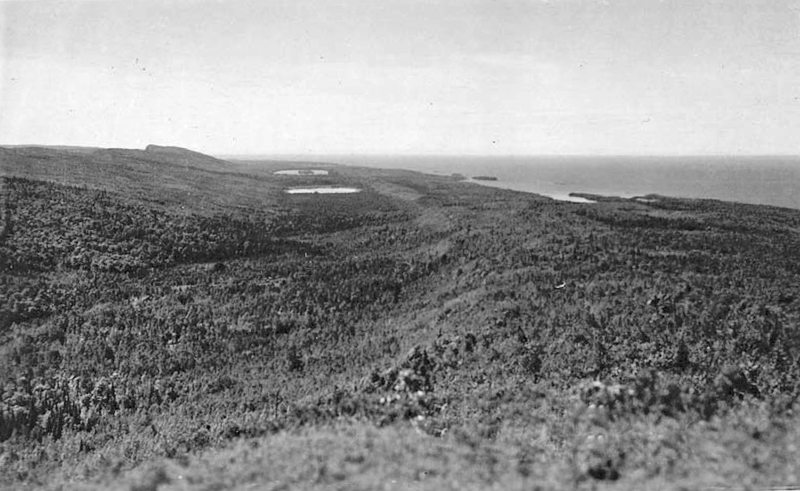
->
1;147;800;490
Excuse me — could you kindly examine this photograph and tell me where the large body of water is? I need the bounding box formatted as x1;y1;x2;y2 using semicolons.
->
242;155;800;210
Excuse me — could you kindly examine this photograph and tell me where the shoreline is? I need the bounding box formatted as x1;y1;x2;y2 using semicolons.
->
226;154;800;210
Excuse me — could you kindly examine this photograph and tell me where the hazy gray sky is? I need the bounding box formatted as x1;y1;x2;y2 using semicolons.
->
1;0;799;155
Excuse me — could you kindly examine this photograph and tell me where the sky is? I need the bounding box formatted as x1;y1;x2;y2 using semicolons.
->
1;0;799;156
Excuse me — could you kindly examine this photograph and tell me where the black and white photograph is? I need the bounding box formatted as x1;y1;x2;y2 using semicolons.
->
1;0;800;489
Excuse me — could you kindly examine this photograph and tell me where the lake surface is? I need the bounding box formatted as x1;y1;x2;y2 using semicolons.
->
274;169;329;176
257;155;799;210
286;187;361;194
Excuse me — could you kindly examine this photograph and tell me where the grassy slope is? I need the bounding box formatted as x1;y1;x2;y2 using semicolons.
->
75;412;800;491
1;147;800;490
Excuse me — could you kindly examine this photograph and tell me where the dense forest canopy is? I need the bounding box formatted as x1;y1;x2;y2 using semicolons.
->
1;146;799;489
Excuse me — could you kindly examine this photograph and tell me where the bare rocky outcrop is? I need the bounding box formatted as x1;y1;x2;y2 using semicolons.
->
361;345;437;394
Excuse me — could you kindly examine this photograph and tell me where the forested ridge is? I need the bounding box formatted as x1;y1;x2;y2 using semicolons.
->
1;146;800;490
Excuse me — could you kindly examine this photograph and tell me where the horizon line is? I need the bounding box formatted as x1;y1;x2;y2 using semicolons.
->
3;144;800;160
219;152;800;159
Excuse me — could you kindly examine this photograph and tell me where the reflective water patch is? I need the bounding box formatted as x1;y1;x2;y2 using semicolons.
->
285;187;361;194
274;169;330;176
